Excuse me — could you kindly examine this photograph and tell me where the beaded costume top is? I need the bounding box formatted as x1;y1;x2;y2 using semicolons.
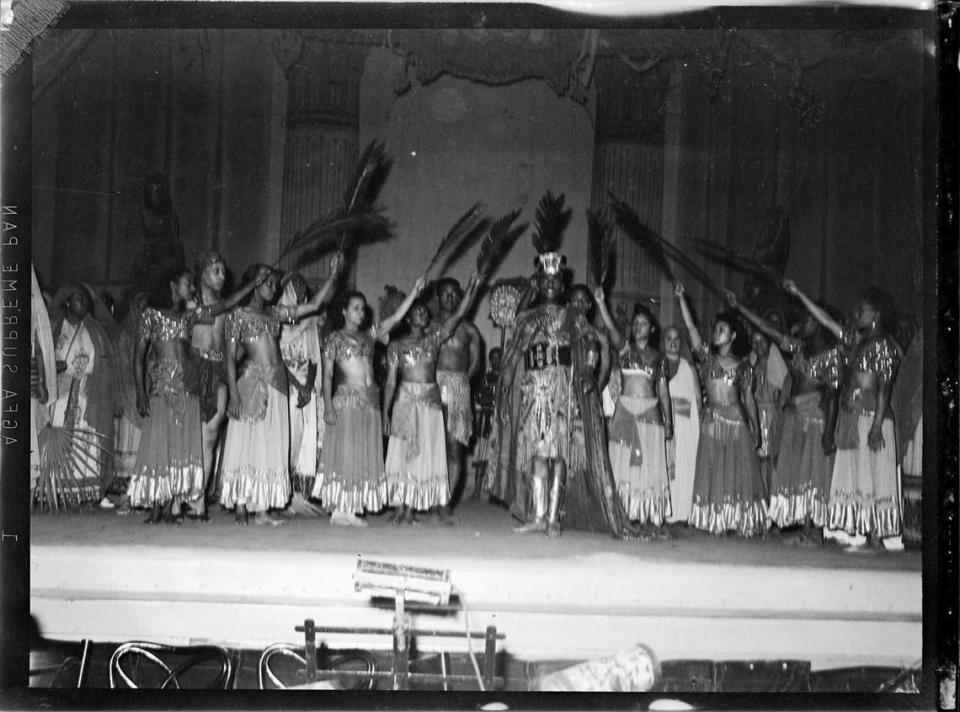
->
139;306;212;343
694;343;752;388
618;346;667;382
387;327;452;370
324;325;386;364
226;305;298;345
782;337;843;388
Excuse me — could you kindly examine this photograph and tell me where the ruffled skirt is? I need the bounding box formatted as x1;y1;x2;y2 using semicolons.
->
385;383;450;510
767;402;833;529
127;363;205;507
689;405;766;537
220;382;291;513
827;412;901;539
608;395;671;526
314;385;388;514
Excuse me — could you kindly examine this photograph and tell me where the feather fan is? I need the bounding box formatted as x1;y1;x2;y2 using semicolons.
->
608;192;721;296
424;203;486;276
695;239;778;284
531;191;572;254
476;209;526;277
275;140;394;268
587;208;615;290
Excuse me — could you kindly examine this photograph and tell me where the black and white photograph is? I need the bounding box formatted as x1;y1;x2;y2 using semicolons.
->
0;0;955;706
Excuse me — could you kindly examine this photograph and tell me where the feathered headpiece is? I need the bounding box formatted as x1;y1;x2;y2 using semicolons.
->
475;209;526;278
587;208;615;291
532;191;572;275
276;140;395;269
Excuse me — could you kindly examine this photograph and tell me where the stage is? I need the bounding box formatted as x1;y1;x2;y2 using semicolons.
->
29;497;922;680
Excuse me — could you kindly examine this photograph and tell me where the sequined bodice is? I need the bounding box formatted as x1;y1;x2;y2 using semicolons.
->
388;332;443;369
695;344;750;390
226;305;297;345
325;329;375;364
139;307;208;343
848;335;899;381
618;346;665;381
784;338;842;388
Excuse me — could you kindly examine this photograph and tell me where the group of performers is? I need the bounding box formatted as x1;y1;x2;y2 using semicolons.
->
29;203;921;554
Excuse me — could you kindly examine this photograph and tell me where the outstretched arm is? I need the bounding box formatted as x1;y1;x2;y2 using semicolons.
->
298;252;345;318
206;267;270;318
593;286;625;351
782;279;843;340
674;281;703;354
725;289;789;349
378;275;427;337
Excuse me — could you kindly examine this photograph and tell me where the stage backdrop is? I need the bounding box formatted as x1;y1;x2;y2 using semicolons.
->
31;28;927;344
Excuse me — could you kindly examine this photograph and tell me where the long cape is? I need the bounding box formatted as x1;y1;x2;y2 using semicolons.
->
485;305;636;538
48;285;121;447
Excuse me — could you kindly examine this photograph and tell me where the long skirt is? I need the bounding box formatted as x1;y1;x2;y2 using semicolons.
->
827;411;901;539
667;401;699;523
314;385;388;514
385;382;450;510
689;404;767;537
114;414;142;481
767;395;833;529
220;365;291;513
127;361;205;507
608;395;671;526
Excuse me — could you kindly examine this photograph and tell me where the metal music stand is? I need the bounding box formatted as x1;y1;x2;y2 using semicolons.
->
294;558;505;691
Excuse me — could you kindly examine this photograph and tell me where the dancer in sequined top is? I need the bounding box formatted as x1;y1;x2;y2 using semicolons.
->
313;275;427;527
128;267;266;524
675;281;766;537
383;274;479;524
595;289;673;533
727;290;841;544
221;256;342;526
783;280;903;552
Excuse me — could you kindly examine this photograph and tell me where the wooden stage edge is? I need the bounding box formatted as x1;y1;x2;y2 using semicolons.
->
29;502;922;672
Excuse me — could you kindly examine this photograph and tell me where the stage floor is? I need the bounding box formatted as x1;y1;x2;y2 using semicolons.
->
30;497;922;673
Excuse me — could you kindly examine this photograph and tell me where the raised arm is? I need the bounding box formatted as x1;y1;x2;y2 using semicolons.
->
725;289;789;349
674;281;703;354
298;252;345;318
378;275;427;337
593;286;625;351
206;266;270;318
782;279;843;341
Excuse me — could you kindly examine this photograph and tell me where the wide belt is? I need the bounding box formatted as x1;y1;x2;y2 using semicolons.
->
524;344;572;371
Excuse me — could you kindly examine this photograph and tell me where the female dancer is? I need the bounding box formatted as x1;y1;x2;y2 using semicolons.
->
745;324;787;493
278;272;324;499
674;281;766;537
595;289;673;529
783;280;903;552
313;275;427;526
221;257;341;526
129;268;264;523
661;325;701;525
383;276;479;524
727;290;841;543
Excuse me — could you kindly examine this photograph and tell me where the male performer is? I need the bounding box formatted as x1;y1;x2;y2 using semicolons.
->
187;250;231;518
432;277;483;518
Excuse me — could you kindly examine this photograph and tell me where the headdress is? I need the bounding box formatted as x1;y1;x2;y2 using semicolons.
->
531;191;571;276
